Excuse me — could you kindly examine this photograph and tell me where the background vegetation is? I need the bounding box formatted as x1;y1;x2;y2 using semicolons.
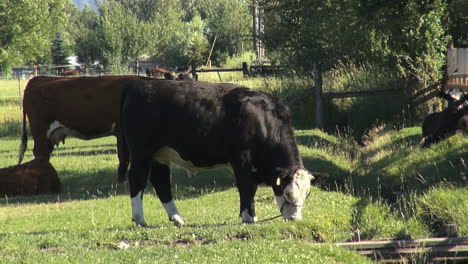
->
1;0;467;134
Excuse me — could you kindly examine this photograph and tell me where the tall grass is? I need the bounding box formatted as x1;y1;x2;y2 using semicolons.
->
0;80;24;138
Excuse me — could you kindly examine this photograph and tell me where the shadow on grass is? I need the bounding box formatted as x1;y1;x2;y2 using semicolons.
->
0;119;21;138
296;134;337;149
361;143;468;201
302;155;354;193
0;167;236;205
361;133;422;163
54;148;118;157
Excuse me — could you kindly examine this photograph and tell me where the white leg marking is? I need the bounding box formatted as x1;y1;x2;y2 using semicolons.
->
163;200;185;226
131;191;147;227
241;209;257;224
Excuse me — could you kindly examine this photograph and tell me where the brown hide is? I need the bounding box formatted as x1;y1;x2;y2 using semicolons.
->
20;75;149;182
0;159;61;196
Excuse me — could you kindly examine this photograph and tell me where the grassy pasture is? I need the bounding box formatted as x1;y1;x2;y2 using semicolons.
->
1;78;467;263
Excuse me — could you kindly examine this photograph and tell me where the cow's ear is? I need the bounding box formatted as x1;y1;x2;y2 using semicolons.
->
310;172;329;185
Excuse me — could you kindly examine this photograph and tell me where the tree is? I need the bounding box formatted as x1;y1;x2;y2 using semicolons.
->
260;0;452;87
73;5;101;71
0;0;69;75
191;0;252;63
447;0;468;47
51;31;70;65
97;0;151;72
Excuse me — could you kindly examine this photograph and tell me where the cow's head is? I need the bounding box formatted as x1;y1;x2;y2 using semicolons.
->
274;169;328;221
274;169;327;221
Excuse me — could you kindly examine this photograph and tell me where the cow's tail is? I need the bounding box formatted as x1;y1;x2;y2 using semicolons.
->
117;130;129;183
18;110;28;164
117;81;132;183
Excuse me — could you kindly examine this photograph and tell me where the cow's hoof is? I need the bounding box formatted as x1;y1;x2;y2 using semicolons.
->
240;210;257;224
132;218;148;227
170;215;185;227
134;222;148;227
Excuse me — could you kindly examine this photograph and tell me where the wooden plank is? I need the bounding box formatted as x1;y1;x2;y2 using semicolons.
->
336;237;468;250
457;48;466;76
447;48;457;75
196;68;243;73
358;245;468;259
465;48;468;75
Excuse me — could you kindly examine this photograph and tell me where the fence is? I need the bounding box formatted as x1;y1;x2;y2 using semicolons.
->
190;61;285;82
336;237;468;263
446;47;468;91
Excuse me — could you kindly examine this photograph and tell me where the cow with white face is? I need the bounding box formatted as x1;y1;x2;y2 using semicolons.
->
120;79;325;226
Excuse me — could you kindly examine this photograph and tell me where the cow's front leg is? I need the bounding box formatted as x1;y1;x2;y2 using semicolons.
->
232;152;258;223
127;159;151;227
149;161;184;227
233;168;258;223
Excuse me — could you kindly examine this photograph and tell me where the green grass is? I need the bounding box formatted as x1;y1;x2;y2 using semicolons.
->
1;130;465;263
0;80;25;138
1;137;381;263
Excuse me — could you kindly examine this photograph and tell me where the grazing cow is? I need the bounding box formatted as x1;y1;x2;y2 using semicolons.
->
120;79;326;226
59;70;79;77
18;75;149;182
146;66;171;78
422;91;468;147
0;159;61;196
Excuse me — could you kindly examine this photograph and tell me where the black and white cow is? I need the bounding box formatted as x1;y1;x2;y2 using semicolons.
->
120;80;324;226
422;90;468;147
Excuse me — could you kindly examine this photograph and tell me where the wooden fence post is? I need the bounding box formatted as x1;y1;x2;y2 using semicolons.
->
242;62;249;77
314;63;323;129
191;61;198;81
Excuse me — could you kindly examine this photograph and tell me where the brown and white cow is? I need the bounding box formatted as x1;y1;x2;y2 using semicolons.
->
18;75;150;182
0;159;61;196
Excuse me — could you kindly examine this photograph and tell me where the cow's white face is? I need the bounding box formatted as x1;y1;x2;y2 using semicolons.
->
275;169;313;221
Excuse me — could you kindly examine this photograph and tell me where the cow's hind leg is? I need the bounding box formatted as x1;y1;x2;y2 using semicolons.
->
127;159;151;227
29;121;53;161
149;161;184;226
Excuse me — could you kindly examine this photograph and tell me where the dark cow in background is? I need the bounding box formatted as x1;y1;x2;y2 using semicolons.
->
120;79;325;226
18;75;149;182
0;159;61;196
422;89;468;147
59;69;79;77
146;66;171;78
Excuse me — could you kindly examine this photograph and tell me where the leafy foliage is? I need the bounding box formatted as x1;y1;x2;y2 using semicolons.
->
0;0;69;75
260;0;454;88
